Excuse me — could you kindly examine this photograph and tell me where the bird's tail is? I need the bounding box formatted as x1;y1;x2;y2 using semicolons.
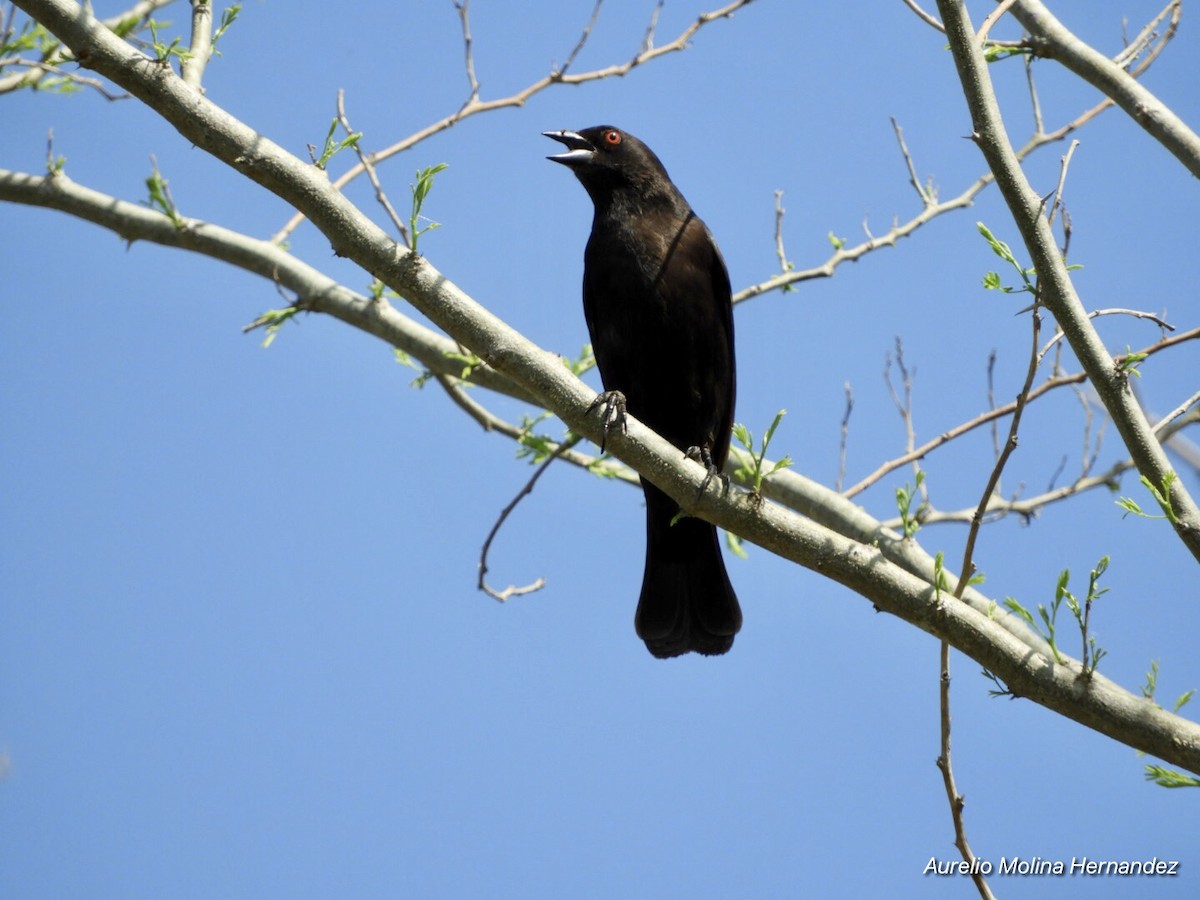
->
635;485;742;658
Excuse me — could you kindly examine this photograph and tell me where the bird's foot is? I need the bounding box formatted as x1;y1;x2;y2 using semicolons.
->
588;390;627;454
686;443;730;499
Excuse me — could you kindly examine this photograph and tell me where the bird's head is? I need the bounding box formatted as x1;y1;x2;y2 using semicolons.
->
544;126;675;205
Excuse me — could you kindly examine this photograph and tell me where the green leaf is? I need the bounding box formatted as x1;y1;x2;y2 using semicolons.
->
726;531;747;560
1144;765;1200;788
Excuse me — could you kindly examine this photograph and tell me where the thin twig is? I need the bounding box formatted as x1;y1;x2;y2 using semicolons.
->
272;0;754;244
735;11;1177;305
884;338;924;503
901;0;944;32
434;373;635;481
1010;0;1199;180
1038;306;1174;362
935;639;998;900
986;350;1000;464
454;0;480;108
335;89;409;244
891;116;932;207
1045;139;1079;229
1155;388;1200;435
640;0;665;54
975;0;1017;45
837;382;853;493
558;0;603;75
952;305;1043;598
1113;0;1176;69
1;57;128;98
773;190;793;276
478;427;582;603
934;266;1048;900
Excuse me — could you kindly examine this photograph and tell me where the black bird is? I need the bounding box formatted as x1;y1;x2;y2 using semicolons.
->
545;126;742;658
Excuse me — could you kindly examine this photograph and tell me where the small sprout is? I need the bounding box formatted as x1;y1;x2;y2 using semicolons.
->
894;469;927;538
977;221;1043;297
1116;345;1148;379
981;667;1014;698
408;163;449;253
561;344;595;377
1005;557;1110;673
1118;472;1179;524
731;409;793;498
212;5;242;52
147;18;193;65
313;117;362;170
247;306;301;348
1143;766;1200;789
145;157;184;229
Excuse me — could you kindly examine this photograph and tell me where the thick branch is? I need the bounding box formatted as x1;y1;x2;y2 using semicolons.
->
934;0;1200;561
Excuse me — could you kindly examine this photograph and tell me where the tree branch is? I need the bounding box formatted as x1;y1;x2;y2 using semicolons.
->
934;0;1200;562
270;0;757;244
11;0;1200;775
0;165;534;403
1008;0;1199;179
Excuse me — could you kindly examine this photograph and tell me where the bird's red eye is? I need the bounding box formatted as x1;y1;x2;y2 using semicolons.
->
603;129;622;146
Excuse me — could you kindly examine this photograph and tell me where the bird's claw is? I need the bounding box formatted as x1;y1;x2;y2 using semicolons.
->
686;443;730;499
588;390;627;454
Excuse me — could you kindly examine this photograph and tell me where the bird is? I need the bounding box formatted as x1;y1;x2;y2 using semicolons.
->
544;125;742;658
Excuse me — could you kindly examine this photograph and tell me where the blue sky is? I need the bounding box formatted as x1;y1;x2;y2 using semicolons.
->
3;1;1199;897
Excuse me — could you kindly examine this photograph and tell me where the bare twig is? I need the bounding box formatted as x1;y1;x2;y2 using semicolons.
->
985;350;1000;464
1024;55;1045;136
478;425;582;603
735;7;1177;305
953;304;1043;597
0;56;128;97
773;190;793;277
845;327;1200;499
837;382;853;493
901;0;944;32
1155;389;1200;435
558;0;603;75
272;0;755;244
975;0;1017;45
640;0;665;54
1038;307;1174;362
1113;0;1176;69
1045;139;1079;230
884;339;914;442
936;641;998;900
454;0;480;107
891;117;933;207
335;89;409;244
932;247;1047;900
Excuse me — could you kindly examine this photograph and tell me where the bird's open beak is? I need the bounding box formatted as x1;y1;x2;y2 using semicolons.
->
544;130;595;166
